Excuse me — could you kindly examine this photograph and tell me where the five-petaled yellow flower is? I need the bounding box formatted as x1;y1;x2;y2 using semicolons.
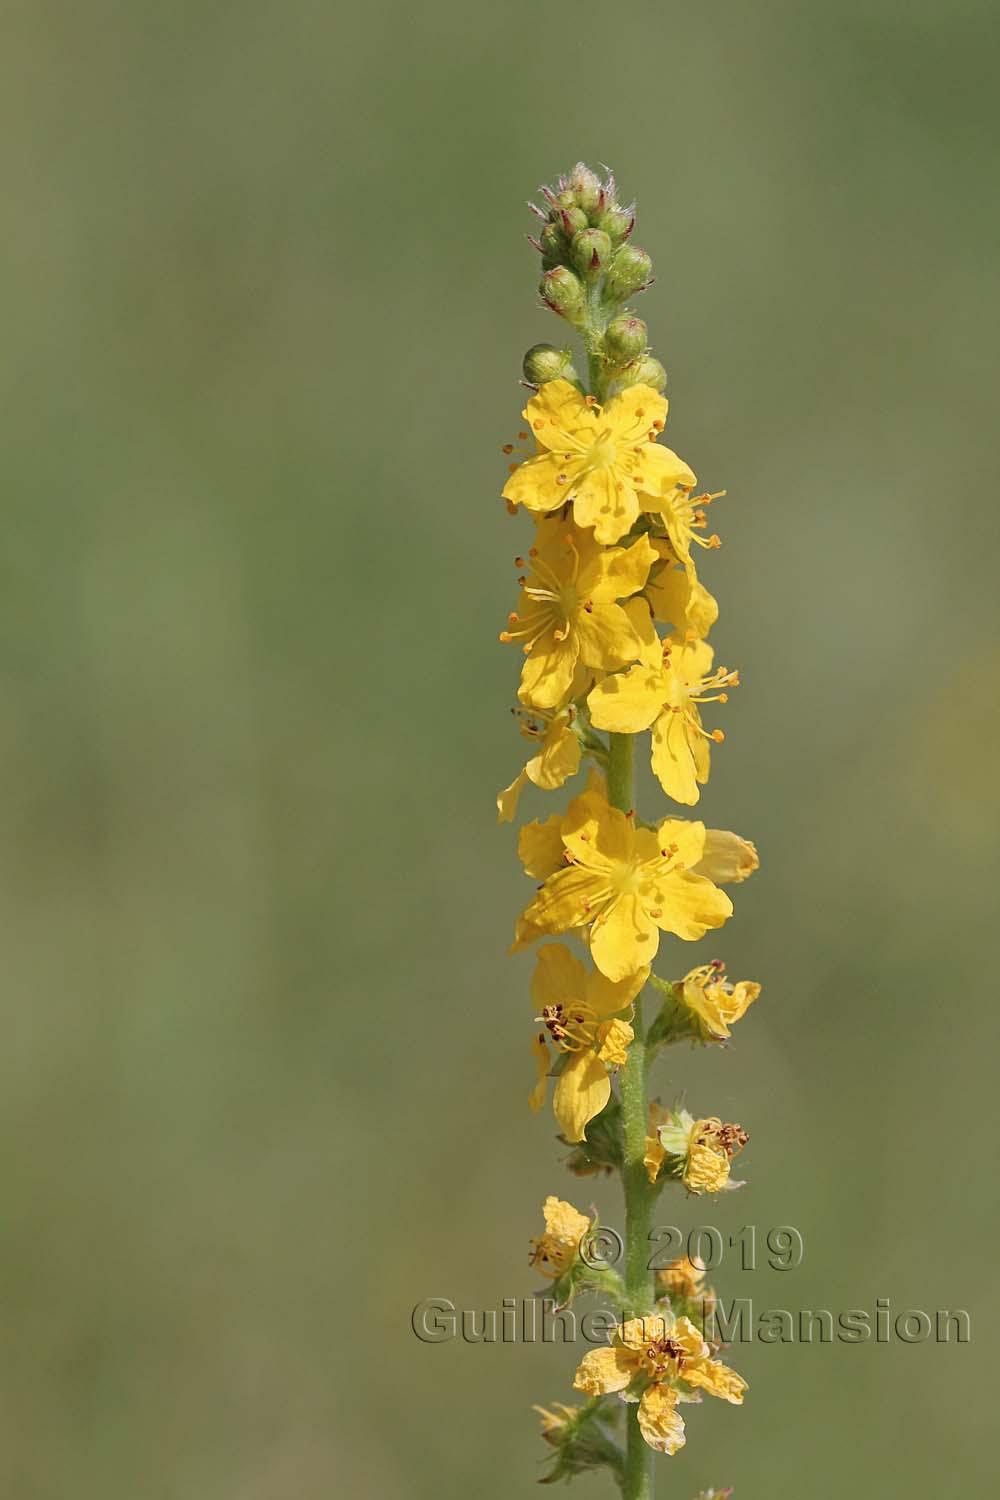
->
677;961;760;1040
643;486;724;571
529;1195;591;1279
587;635;739;805
518;785;732;982
500;514;656;710
529;942;647;1142
644;539;718;640
573;1310;747;1454
502;380;695;545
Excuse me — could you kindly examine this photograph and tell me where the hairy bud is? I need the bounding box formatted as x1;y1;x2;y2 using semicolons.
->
522;343;579;387
605;315;648;358
605;244;653;299
539;266;586;323
570;228;613;277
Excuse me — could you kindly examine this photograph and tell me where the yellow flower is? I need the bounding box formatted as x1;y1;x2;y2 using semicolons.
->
645;539;718;640
657;1109;749;1194
678;961;760;1040
502;379;695;544
587;636;739;805
572;1311;747;1455
693;828;759;884
519;786;733;981
529;943;647;1142
530;1195;591;1279
656;1255;708;1302
644;486;724;570
500;514;657;710
497;705;582;824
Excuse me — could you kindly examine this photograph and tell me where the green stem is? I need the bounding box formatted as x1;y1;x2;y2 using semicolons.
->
607;732;655;1500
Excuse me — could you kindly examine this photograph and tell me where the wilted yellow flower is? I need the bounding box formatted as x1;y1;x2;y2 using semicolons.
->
497;705;582;823
694;828;759;884
587;636;739;805
534;1402;580;1445
502;379;695;544
530;1195;591;1279
678;961;760;1040
644;539;719;640
572;1311;747;1454
518;785;732;982
529;942;646;1141
656;1255;708;1302
658;1109;749;1193
500;514;656;710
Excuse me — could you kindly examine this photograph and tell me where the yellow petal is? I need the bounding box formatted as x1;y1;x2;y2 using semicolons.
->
530;1033;550;1112
590;533;658;603
605;384;669;443
590;892;659;981
574;602;642;672
519;631;580;710
502;449;576;513
518;815;566;879
694;829;760;884
572;465;638;545
637;1384;687;1454
497;770;528;824
561;786;634;867
554;1050;612;1142
621;596;663;667
650;707;702;805
526;717;581;790
646;869;733;942
531;942;587;1010
523;864;606;935
637;442;697;497
684;1356;748;1405
586;963;649;1018
618;1313;671;1349
589;664;669;734
522;379;595;451
595;1017;634;1068
653;816;707;870
572;1344;637;1397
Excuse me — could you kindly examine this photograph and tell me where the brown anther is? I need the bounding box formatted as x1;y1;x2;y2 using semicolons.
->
718;693;729;704
518;430;529;440
502;443;514;454
636;407;645;419
517;575;526;585
505;499;518;515
533;419;545;430
529;546;539;557
507;612;519;626
514;556;525;568
508;462;519;473
583;601;593;613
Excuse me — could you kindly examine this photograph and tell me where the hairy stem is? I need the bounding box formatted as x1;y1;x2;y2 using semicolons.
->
608;731;655;1500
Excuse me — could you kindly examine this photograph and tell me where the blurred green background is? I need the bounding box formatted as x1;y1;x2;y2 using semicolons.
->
2;0;997;1494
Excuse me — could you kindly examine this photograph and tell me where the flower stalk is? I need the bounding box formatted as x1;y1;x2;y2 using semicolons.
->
499;162;761;1497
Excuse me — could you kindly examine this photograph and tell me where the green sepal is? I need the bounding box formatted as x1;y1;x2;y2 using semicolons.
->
537;1396;625;1487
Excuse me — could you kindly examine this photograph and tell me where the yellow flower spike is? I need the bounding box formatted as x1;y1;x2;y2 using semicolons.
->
587;635;739;806
694;828;760;884
572;1309;747;1454
530;1195;591;1279
497;704;583;824
645;539;719;640
530;942;647;1141
518;784;732;981
678;961;761;1040
500;514;657;710
502;379;696;545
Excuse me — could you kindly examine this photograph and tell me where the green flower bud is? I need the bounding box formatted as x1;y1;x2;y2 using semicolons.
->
522;343;579;387
605;315;648;358
553;188;577;212
558;205;589;237
632;354;667;391
539;222;566;264
539;266;586;323
596;203;634;242
605;244;653;299
568;162;602;216
571;227;613;277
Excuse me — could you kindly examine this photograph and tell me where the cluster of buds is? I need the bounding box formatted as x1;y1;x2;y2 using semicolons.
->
524;163;666;396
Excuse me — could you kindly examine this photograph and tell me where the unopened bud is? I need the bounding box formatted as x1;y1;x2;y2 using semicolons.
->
605;315;648;358
606;244;653;299
539;222;566;264
559;205;589;237
596;203;634;242
632;354;667;391
539;266;586;323
568;162;602;215
523;343;579;387
570;228;612;277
